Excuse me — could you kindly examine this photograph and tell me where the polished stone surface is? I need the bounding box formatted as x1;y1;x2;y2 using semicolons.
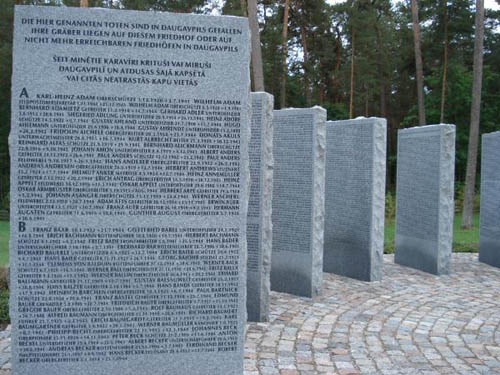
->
479;131;500;268
324;118;386;281
271;107;326;298
395;125;455;275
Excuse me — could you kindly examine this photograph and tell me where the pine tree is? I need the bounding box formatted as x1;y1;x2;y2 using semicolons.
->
462;0;485;229
411;0;426;125
248;0;265;91
280;0;290;108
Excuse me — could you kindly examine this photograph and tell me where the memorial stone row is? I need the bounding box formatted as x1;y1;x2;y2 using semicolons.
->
9;5;500;375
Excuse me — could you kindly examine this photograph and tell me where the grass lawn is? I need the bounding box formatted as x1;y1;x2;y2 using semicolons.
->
384;213;480;254
0;221;8;266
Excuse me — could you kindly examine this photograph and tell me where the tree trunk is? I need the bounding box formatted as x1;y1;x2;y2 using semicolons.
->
375;19;390;186
461;0;485;229
319;81;325;106
349;28;355;119
280;0;290;109
386;116;393;189
300;25;311;106
440;0;448;124
380;80;390;188
375;23;387;118
331;27;342;103
411;0;426;125
248;0;265;91
80;0;89;7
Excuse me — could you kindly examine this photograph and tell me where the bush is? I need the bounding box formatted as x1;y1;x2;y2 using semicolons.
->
0;267;8;290
0;289;8;324
385;192;396;220
454;183;480;214
453;242;479;253
384;238;394;254
0;267;9;324
322;102;349;121
0;193;8;212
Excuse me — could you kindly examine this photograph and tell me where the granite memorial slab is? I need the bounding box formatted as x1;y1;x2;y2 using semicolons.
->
247;92;274;322
479;131;500;268
10;5;250;375
395;124;455;275
324;118;386;281
271;107;326;298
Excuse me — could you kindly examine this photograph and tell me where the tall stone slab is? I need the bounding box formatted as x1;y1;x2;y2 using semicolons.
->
247;92;273;322
271;107;326;298
395;124;455;275
479;131;500;268
10;6;250;375
324;118;386;281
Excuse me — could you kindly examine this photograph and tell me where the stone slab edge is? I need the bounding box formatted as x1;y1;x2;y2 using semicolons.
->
258;93;273;321
242;33;251;331
250;92;273;322
438;124;455;275
310;106;326;297
370;118;387;281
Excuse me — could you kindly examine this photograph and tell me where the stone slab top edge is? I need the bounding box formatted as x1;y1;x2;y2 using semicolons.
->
274;106;326;114
251;92;274;99
398;124;456;134
326;117;386;126
482;131;500;138
15;4;249;21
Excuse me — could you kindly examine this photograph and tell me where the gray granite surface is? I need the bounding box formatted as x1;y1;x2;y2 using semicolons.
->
479;131;500;268
3;254;500;375
247;92;273;322
324;118;386;281
270;107;326;298
10;6;250;374
395;124;456;275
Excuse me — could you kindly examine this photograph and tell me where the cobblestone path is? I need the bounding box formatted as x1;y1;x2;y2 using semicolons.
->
0;254;499;374
245;254;500;375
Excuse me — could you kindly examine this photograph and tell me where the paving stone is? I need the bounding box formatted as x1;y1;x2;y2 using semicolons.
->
247;254;500;374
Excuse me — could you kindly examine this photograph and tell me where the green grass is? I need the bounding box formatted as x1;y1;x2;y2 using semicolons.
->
384;213;480;254
451;213;480;252
384;218;396;254
0;221;8;266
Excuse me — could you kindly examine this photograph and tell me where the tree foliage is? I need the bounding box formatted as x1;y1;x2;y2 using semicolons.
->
119;0;205;12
